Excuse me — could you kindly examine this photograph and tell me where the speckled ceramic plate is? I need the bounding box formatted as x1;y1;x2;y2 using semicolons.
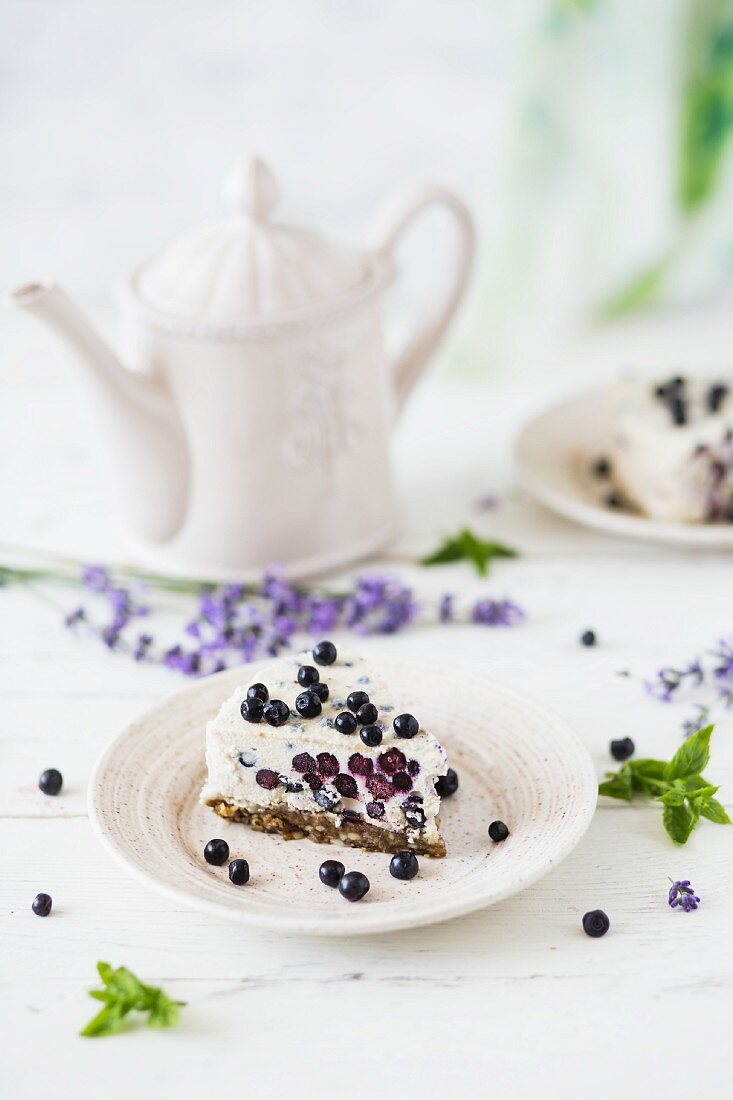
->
516;389;733;549
89;659;597;936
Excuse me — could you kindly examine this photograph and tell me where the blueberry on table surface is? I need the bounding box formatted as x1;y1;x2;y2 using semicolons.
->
240;697;264;723
319;859;345;888
313;640;337;666
38;768;63;796
338;871;370;902
32;893;52;917
610;737;634;762
435;768;459;798
297;665;320;687
310;681;330;702
582;909;610;938
360;725;383;747
356;701;378;725
204;838;230;865
389;851;419;881
228;859;250;885
488;820;510;842
335;711;358;735
580;630;597;647
263;699;290;727
247;683;269;704
295;691;322;719
347;690;370;713
393;713;419;739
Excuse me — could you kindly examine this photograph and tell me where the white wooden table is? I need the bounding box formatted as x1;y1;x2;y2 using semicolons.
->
2;313;732;1098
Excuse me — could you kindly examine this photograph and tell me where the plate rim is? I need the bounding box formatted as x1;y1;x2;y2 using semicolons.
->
515;388;733;549
88;659;598;936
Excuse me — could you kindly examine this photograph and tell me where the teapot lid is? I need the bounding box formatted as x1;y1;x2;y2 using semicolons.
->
135;157;371;322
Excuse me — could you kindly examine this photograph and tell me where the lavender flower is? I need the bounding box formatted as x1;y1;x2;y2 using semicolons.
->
668;879;701;912
471;598;525;627
640;636;733;734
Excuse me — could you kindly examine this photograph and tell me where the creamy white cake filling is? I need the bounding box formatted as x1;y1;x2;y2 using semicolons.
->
201;650;448;848
606;377;733;523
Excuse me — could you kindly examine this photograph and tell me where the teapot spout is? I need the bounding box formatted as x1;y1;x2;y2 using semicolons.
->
11;282;188;545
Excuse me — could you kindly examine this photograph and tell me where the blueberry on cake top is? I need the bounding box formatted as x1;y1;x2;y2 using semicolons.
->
602;375;733;523
201;642;448;857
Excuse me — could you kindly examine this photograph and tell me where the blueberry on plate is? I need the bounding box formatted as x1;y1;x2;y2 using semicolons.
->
247;683;269;704
488;820;509;842
360;725;383;747
240;697;264;723
582;909;610;938
38;768;63;796
389;851;419;881
297;665;320;687
204;838;230;866
32;893;52;917
610;737;634;762
347;690;370;714
263;699;290;727
295;691;322;719
319;859;345;888
338;871;370;902
310;681;330;703
393;713;419;739
313;640;337;666
335;711;358;735
228;859;250;885
435;768;459;798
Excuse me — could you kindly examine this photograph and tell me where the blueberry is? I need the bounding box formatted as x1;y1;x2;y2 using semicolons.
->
228;859;250;885
334;773;358;798
313;640;338;666
377;748;406;775
435;767;459;798
297;665;320;687
610;737;634;762
582;909;610;938
263;699;290;727
392;772;413;792
32;893;52;917
310;682;330;703
366;800;385;819
316;752;339;777
314;788;340;811
295;691;322;719
580;630;597;647
591;457;611;479
255;769;280;790
347;690;370;713
319;859;345;887
240;697;264;723
367;774;393;800
348;752;373;776
38;768;62;796
389;851;419;881
282;777;304;793
708;383;728;413
341;809;363;825
238;750;256;768
204;838;230;866
338;871;370;902
403;802;426;829
356;701;378;725
303;773;323;791
247;683;269;704
360;725;383;747
335;711;358;735
488;820;510;842
292;751;317;774
393;713;419;739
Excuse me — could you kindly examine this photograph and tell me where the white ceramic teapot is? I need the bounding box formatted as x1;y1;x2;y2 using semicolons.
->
12;157;474;579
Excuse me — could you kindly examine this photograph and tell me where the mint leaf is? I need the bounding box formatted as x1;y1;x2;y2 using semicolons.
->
421;528;518;577
598;766;634;801
628;759;669;797
81;962;184;1038
658;786;686;807
663;801;699;844
664;724;713;782
698;797;732;825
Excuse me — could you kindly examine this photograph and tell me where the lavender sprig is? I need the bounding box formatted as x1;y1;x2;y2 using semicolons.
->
637;638;733;736
668;879;701;912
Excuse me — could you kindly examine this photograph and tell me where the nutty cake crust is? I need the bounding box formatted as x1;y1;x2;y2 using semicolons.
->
206;798;447;858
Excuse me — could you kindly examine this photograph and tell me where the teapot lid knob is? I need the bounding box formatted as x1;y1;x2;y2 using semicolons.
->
223;156;279;222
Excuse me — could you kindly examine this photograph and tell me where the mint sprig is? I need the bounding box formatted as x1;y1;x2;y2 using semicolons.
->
599;724;731;844
81;962;184;1037
421;528;518;577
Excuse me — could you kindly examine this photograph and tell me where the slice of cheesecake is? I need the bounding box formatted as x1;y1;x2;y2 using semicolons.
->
201;641;448;857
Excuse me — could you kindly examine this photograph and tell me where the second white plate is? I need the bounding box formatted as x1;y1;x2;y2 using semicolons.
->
89;658;597;936
515;389;733;549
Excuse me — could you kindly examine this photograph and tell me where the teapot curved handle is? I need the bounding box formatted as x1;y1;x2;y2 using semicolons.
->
369;185;475;412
